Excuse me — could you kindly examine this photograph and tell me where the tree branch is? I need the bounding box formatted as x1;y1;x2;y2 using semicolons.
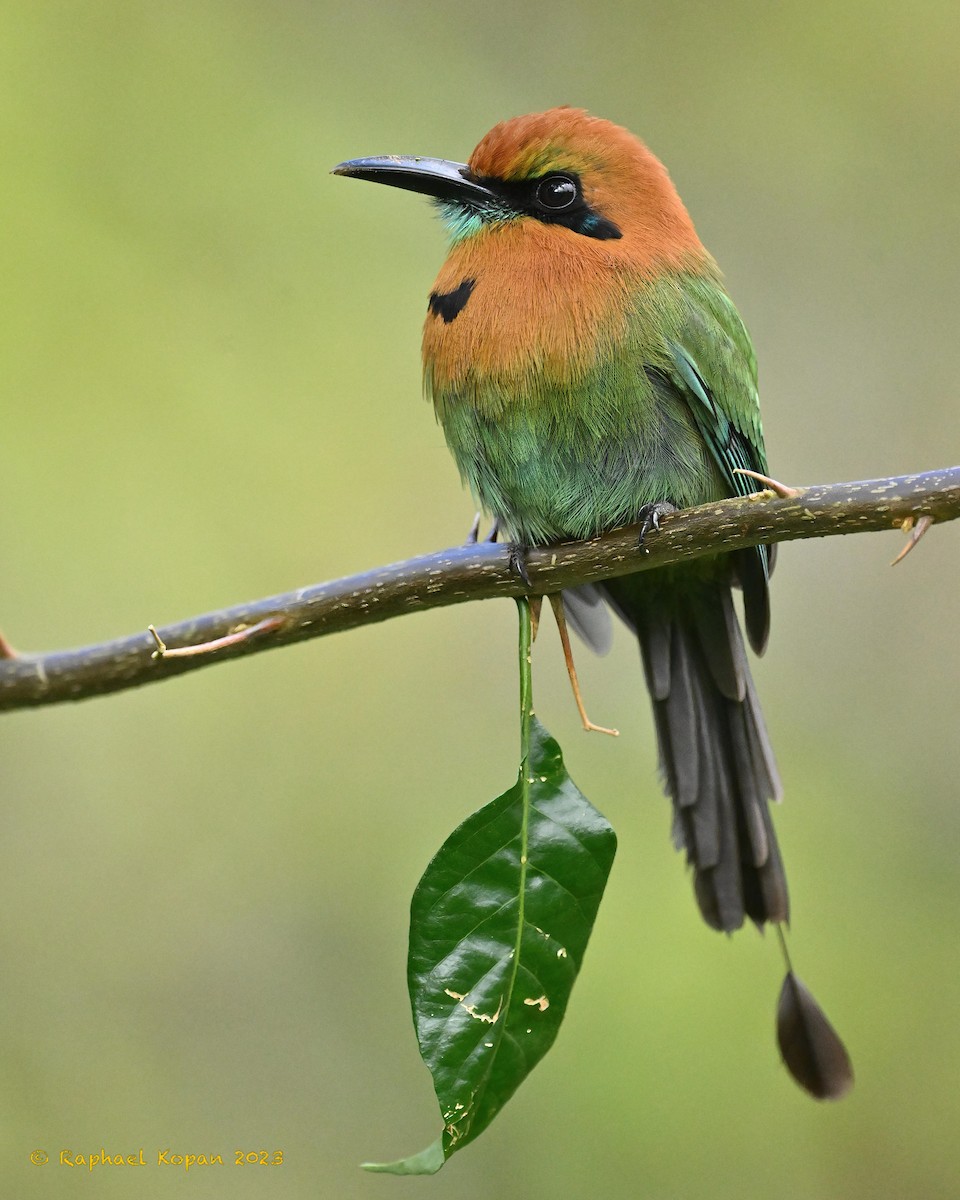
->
1;466;958;712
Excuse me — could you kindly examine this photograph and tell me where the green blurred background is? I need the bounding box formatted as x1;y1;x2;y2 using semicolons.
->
2;2;959;1196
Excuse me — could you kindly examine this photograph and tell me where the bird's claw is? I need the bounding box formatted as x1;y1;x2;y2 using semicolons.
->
507;543;532;588
465;514;500;545
469;514;523;578
637;501;676;552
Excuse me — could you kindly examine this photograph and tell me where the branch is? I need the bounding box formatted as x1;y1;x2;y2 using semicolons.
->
1;467;958;712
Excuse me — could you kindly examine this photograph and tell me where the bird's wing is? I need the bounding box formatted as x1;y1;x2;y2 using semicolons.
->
663;280;773;653
666;282;768;491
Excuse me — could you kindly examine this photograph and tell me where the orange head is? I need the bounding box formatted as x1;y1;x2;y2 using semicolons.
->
334;106;707;275
334;109;717;392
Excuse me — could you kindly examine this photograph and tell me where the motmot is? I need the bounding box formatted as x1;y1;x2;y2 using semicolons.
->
335;108;789;937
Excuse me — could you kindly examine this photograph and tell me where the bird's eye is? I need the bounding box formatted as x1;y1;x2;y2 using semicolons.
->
534;174;579;211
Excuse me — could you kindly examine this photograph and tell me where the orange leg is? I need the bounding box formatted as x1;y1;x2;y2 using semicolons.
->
547;594;619;737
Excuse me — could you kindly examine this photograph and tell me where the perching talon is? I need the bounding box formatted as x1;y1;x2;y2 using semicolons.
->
637;500;677;551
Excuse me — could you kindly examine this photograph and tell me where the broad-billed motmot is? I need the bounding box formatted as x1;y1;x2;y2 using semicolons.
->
335;108;787;937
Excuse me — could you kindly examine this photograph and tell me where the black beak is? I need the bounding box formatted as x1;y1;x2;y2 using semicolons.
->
331;155;496;205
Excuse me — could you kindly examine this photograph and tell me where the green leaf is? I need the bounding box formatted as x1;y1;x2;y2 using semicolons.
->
361;1137;445;1176
363;599;618;1176
373;714;616;1174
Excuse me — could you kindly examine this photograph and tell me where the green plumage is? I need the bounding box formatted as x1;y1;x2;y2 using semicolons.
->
430;270;766;542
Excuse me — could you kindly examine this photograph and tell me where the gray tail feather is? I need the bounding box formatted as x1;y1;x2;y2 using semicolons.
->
563;583;614;656
606;580;788;932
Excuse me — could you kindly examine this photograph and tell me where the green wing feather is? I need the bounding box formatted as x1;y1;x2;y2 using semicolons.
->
661;276;773;651
665;279;767;491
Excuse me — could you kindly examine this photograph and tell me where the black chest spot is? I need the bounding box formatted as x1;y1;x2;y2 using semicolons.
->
428;277;476;324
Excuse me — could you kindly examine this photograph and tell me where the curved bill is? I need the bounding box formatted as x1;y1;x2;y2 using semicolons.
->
331;155;495;204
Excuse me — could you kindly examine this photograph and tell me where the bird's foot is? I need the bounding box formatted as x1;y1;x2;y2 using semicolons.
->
637;500;677;552
468;514;529;585
465;511;501;544
466;514;501;544
507;541;532;588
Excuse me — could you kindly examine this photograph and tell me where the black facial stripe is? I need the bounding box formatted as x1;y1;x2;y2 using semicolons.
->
474;172;622;241
428;277;476;323
566;210;622;240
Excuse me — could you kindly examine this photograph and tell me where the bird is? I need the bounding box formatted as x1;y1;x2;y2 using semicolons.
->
334;107;788;936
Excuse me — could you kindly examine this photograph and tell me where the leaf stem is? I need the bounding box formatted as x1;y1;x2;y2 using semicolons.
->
516;597;533;768
511;597;533;1020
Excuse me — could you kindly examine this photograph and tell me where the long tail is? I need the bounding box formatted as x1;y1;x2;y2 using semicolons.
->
603;573;789;932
